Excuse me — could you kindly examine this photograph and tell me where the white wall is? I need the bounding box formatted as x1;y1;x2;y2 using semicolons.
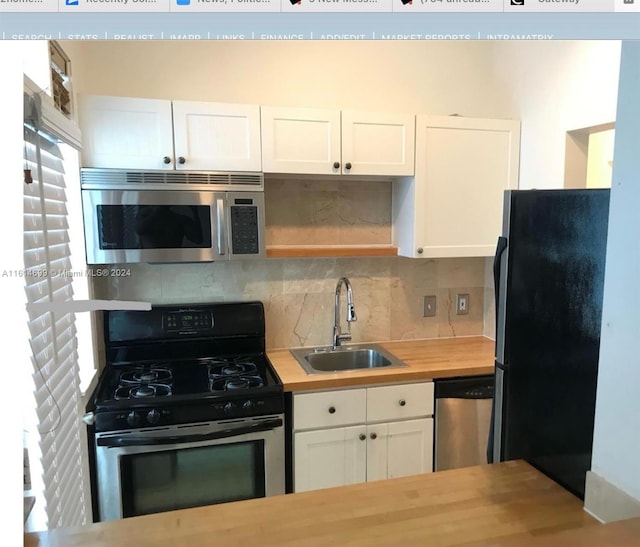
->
63;40;514;118
589;41;640;504
491;41;621;190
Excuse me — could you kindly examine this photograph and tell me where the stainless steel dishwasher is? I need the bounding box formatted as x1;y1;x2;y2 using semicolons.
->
434;375;494;471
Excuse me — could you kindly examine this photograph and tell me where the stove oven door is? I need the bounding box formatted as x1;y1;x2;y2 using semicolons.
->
94;415;284;521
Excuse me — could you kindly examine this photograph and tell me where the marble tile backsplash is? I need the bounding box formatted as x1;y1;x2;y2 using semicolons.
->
265;178;392;246
93;256;487;349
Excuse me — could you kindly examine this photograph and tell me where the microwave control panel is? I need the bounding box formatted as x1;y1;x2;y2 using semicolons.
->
230;202;260;255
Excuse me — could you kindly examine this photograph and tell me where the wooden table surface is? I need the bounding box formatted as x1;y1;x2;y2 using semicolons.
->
268;336;495;391
25;460;619;547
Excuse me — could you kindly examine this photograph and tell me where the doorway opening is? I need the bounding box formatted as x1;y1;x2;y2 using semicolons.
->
564;122;615;189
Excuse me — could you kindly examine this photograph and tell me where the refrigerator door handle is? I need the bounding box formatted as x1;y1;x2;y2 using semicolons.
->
493;236;508;329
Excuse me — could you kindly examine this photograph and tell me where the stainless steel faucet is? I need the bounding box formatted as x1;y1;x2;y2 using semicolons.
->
333;277;357;349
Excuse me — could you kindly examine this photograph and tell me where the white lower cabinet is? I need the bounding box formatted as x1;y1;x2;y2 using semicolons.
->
294;426;367;492
366;419;434;482
293;382;434;493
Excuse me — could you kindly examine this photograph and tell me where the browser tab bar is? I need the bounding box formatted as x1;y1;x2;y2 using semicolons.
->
503;0;614;11
1;0;58;12
281;0;394;12
169;0;280;11
59;0;171;11
614;0;639;10
393;0;503;12
0;0;629;9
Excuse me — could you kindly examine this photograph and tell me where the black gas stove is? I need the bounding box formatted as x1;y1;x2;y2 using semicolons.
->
89;301;284;432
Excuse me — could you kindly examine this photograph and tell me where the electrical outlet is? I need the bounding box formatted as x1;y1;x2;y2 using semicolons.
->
456;293;469;315
423;295;436;317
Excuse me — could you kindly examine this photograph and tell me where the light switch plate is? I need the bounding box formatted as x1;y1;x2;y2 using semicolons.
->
423;295;436;317
456;293;469;315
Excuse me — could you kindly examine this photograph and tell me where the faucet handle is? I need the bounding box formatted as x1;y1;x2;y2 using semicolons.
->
347;304;357;322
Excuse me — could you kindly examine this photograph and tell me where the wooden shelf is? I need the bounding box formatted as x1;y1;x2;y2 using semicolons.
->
266;245;398;258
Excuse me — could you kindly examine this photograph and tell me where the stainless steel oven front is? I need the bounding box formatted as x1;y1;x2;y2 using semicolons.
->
94;415;285;521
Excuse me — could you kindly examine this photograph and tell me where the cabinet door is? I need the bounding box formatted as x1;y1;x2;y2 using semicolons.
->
261;107;341;175
172;101;262;172
366;419;434;482
294;426;367;493
341;110;415;176
78;95;174;170
399;115;520;258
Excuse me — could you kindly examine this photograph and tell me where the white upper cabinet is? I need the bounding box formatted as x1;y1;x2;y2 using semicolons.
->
341;110;415;176
78;95;174;170
78;95;262;171
261;107;415;176
394;115;520;258
172;101;261;172
260;107;341;175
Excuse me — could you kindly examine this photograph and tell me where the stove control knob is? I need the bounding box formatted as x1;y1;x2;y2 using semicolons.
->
224;402;236;415
242;400;255;412
147;409;161;425
126;411;141;427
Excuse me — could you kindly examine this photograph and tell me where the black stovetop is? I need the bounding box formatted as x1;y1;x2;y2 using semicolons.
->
89;302;284;432
95;353;281;407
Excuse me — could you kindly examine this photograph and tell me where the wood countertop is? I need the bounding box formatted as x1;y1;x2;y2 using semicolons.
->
25;461;616;547
268;336;495;392
496;516;640;547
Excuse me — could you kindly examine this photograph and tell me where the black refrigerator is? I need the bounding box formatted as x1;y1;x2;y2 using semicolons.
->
491;188;610;500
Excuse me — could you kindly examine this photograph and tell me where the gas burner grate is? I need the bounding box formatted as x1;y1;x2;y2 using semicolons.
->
209;375;264;392
208;362;258;379
207;354;266;392
114;383;172;400
119;366;173;387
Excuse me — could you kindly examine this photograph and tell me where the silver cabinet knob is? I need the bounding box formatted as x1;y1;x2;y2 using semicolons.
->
82;412;95;426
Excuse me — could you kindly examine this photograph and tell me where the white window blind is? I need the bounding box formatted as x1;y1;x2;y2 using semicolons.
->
24;125;87;530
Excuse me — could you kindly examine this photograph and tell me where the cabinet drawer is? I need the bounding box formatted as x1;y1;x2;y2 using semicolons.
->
294;389;367;431
366;382;434;422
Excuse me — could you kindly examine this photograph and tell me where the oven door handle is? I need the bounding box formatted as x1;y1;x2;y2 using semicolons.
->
96;418;283;448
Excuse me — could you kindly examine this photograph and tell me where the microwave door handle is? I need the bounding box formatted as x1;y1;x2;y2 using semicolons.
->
216;198;226;256
96;418;283;448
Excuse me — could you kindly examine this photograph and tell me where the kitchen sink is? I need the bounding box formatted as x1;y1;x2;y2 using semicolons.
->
290;343;407;374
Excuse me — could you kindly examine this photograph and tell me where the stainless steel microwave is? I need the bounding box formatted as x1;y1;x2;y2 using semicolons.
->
80;169;266;264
